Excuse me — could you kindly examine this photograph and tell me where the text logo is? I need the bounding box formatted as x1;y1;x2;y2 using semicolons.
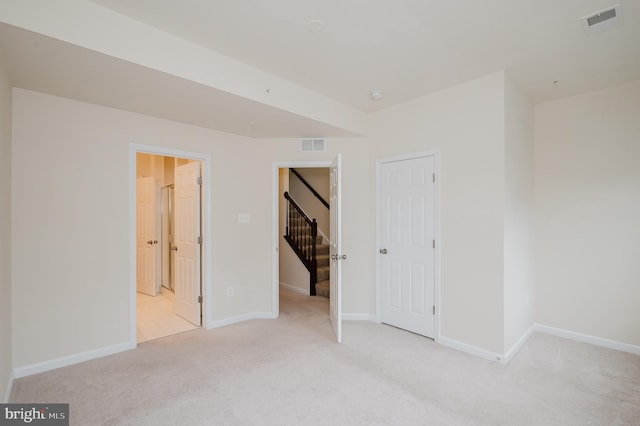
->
1;404;68;426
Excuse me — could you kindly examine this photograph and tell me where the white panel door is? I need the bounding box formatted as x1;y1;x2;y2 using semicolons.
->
136;177;157;296
174;161;202;326
380;156;435;338
329;154;343;343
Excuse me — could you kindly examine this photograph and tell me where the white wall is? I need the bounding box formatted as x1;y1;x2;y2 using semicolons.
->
503;76;535;352
289;168;330;239
0;51;13;401
11;89;372;369
535;81;640;346
369;72;506;353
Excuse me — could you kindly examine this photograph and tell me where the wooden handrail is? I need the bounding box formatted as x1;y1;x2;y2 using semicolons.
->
283;191;318;296
290;168;330;209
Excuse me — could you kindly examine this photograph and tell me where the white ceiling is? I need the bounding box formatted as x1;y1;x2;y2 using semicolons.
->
1;1;639;138
87;0;640;112
0;23;358;138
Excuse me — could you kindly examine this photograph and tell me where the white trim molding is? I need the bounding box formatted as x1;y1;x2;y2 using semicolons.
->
438;325;535;365
535;324;640;356
279;282;310;296
437;336;502;363
3;371;14;403
502;326;536;364
129;143;213;341
13;342;134;379
207;312;278;330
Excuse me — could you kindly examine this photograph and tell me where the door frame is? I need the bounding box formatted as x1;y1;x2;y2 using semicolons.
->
375;150;441;340
129;143;212;346
271;160;332;316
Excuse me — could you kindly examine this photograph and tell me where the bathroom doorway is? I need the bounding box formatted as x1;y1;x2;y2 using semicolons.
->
136;152;202;342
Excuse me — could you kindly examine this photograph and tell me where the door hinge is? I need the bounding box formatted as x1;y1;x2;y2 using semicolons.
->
432;240;435;249
198;295;202;304
197;176;203;185
197;236;202;244
433;305;436;315
432;173;435;183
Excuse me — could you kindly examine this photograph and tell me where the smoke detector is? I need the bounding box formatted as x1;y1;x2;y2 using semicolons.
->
370;90;384;101
581;4;623;35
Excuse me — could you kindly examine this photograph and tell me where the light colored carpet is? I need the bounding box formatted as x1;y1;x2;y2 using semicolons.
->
10;288;640;425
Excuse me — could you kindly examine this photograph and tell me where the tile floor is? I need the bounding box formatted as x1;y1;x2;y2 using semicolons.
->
136;289;198;343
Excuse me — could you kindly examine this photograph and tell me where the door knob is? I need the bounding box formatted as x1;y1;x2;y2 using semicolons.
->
331;254;337;260
170;245;178;251
153;240;158;244
147;240;153;245
379;248;387;254
340;254;347;260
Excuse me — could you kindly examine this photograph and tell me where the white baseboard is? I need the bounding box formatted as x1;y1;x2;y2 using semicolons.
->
13;342;135;379
437;336;502;363
502;325;536;364
343;313;376;321
3;370;14;403
535;324;640;356
279;282;309;296
206;312;277;329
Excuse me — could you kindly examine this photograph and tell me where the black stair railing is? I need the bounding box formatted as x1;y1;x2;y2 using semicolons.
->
283;191;318;296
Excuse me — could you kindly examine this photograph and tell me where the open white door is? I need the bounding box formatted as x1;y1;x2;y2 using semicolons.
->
174;161;202;326
329;154;343;343
136;177;157;296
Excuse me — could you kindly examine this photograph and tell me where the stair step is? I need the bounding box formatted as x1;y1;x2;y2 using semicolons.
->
316;280;330;298
316;254;330;267
317;265;330;281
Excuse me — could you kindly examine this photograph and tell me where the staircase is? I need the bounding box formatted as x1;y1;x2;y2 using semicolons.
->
283;188;330;298
288;219;330;298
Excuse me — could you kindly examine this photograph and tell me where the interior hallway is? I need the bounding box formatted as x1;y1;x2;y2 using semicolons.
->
10;288;640;425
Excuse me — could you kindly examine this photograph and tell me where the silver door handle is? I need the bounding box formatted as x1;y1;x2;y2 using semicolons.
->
379;248;387;254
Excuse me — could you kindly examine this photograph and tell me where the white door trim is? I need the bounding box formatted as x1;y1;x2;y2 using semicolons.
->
129;143;212;347
375;150;441;340
271;161;332;316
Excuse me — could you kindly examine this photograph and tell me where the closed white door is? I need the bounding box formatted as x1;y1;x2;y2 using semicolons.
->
380;155;436;338
174;161;202;326
136;177;157;296
329;154;343;343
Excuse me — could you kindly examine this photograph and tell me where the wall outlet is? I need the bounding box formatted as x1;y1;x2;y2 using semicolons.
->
226;287;234;297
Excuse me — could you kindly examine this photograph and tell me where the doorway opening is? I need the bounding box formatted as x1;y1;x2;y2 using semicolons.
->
133;148;207;343
278;167;331;297
273;156;343;342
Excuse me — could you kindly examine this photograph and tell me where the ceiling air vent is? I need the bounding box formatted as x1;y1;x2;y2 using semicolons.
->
301;138;325;152
581;4;623;35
